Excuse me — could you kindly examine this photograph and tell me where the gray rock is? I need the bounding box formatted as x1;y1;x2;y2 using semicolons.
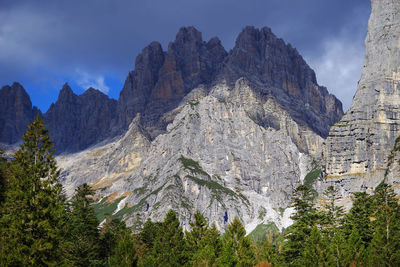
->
323;0;400;201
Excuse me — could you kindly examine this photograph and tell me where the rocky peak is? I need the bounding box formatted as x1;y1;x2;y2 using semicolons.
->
118;26;228;138
174;26;203;45
0;83;39;144
220;26;343;138
44;84;117;153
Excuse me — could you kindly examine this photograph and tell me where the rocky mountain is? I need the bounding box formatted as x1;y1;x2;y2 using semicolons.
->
44;83;117;153
323;0;400;202
58;79;318;231
55;24;345;231
1;25;342;154
0;82;41;144
1;23;345;230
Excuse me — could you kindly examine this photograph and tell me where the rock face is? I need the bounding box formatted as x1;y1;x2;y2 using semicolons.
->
117;27;227;138
0;82;40;144
220;26;343;138
0;26;342;155
44;83;117;153
58;80;317;231
324;0;400;198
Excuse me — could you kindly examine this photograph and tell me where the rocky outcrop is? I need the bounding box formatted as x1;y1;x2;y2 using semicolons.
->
57;80;320;231
324;0;400;199
0;82;40;144
220;26;343;138
1;25;342;155
117;27;227;138
44;83;117;153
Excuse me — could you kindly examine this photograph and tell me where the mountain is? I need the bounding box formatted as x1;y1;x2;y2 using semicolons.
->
0;82;41;144
323;0;400;201
0;25;343;154
55;25;344;231
44;83;117;153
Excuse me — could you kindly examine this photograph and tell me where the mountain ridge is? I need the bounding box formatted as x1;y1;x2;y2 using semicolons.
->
0;25;343;154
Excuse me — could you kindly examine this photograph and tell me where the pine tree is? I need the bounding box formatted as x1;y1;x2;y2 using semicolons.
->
368;182;400;266
343;192;374;246
301;226;334;267
152;210;187;266
109;227;137;267
217;217;256;267
282;184;318;266
62;183;102;266
0;116;66;266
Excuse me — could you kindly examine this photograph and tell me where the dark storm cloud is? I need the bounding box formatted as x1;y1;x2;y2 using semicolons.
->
0;0;370;111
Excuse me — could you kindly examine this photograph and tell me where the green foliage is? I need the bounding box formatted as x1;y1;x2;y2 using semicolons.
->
62;183;102;266
217;217;256;267
92;196;126;222
282;185;319;266
152;210;188;266
303;169;322;188
186;211;222;266
248;223;279;245
301;226;335;266
179;155;210;177
0;116;66;266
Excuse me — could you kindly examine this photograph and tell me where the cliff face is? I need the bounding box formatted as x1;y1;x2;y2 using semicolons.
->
324;0;400;198
44;83;117;153
0;82;40;144
117;27;227;138
58;80;317;231
0;26;342;155
220;26;343;138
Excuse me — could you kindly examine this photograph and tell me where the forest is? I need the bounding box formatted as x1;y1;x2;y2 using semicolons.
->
1;117;400;266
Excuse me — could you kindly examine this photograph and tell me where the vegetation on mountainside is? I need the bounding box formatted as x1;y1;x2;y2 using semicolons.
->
1;118;400;266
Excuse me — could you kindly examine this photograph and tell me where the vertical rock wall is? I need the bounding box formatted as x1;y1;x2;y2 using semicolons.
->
324;0;400;197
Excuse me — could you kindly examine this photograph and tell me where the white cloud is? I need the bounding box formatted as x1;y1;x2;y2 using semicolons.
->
306;37;365;111
75;69;110;94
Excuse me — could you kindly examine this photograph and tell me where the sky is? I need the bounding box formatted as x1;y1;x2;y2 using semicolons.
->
0;0;371;112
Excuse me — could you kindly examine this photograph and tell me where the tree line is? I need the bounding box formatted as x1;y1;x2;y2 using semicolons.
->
1;117;400;266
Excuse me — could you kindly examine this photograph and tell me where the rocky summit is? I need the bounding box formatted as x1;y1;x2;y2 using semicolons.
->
1;24;344;230
0;25;342;155
323;0;400;203
54;24;343;231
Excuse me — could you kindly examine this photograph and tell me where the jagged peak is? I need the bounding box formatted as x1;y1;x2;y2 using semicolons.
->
57;82;76;101
175;26;203;44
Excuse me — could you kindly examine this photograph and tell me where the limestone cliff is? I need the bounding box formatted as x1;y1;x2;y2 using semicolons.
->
57;79;321;231
324;0;400;199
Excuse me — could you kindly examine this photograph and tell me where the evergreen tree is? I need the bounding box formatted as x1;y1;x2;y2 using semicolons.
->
139;218;162;251
217;217;256;267
62;183;102;266
109;227;137;267
343;192;374;246
321;185;344;239
0;116;66;266
342;228;367;266
101;216;134;265
152;210;187;266
282;185;318;266
301;226;334;267
0;149;9;208
368;182;400;266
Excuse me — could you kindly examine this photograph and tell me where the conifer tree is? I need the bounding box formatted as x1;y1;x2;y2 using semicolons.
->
62;183;102;266
368;182;400;266
0;116;65;266
344;192;374;246
301;226;334;266
109;227;137;267
152;210;187;266
282;185;318;266
217;217;256;267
